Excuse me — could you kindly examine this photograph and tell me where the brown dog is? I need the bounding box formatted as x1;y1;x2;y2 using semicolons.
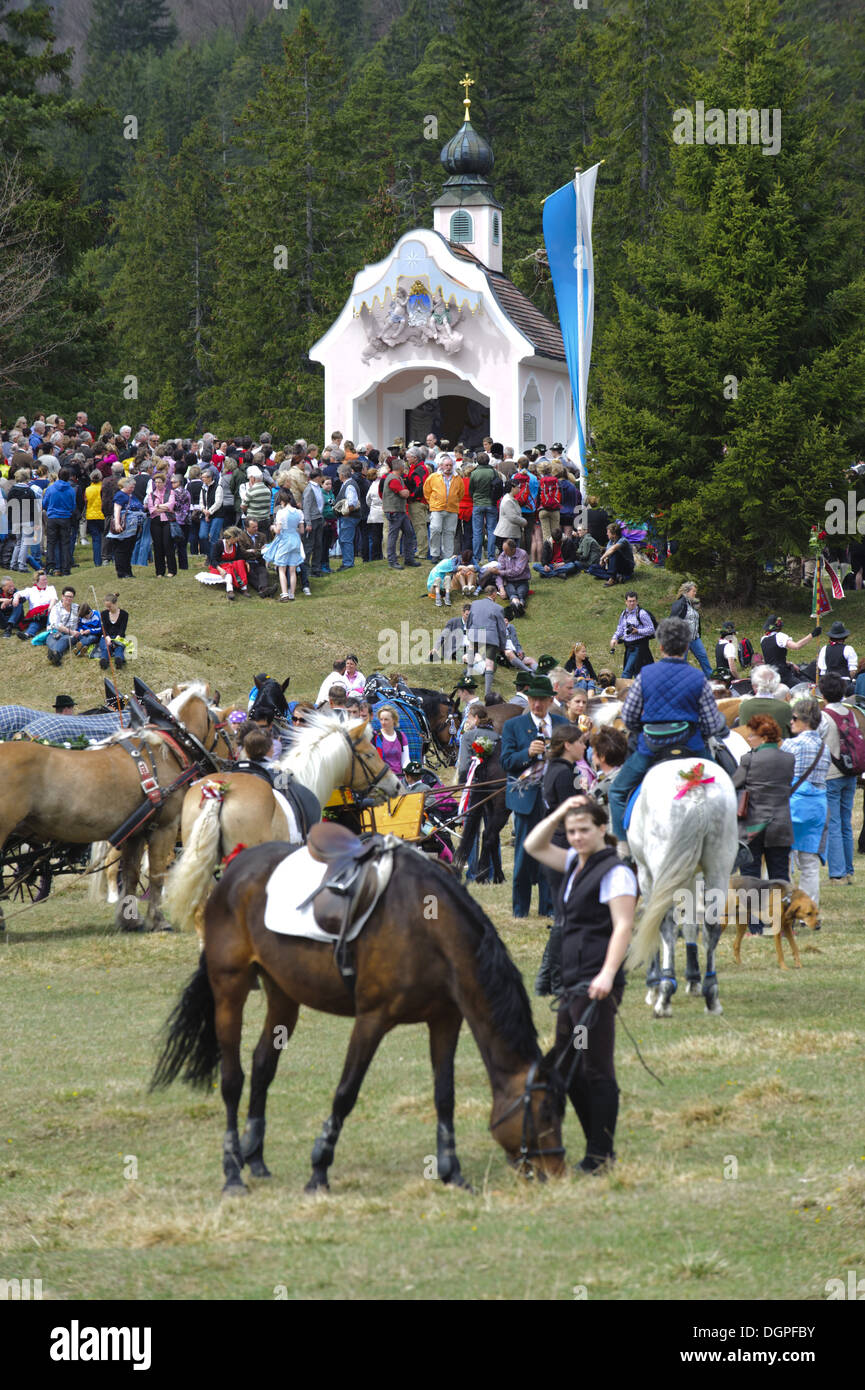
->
720;875;820;970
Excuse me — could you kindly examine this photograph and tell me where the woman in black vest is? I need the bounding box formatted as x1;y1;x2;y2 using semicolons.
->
535;722;589;997
526;796;637;1173
759;615;819;688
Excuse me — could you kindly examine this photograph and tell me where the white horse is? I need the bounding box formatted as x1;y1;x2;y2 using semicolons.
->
626;753;740;1017
163;713;402;938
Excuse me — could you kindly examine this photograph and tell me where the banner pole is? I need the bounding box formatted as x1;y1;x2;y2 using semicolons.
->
574;168;586;489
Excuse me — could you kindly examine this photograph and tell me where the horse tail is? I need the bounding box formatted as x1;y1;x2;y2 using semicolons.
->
88;841;110;902
149;952;219;1091
627;816;705;971
163;797;224;936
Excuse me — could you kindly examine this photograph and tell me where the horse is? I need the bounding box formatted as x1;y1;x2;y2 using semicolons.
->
0;683;235;933
626;756;739;1018
410;686;460;765
163;714;402;938
151;838;566;1193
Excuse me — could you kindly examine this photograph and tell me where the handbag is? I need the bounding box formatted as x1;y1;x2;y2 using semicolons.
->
736;788;750;819
169;520;184;541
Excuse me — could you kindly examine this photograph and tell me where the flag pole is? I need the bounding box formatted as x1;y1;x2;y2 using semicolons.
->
574;166;586;490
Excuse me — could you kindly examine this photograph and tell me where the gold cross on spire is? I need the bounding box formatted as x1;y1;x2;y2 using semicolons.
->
460;72;474;120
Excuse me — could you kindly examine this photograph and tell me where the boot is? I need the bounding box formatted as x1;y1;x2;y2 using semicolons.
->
533;930;554;996
443;590;452;606
582;1079;619;1171
435;592;442;607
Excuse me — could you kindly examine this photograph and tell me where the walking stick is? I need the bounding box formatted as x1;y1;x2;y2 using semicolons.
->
90;584;120;706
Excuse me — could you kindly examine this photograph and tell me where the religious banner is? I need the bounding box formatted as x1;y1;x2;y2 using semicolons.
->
542;164;600;480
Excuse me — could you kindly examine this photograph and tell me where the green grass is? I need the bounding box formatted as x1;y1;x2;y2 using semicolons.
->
1;542;865;1301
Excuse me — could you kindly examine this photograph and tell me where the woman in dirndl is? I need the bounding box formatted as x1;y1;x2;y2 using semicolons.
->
263;491;305;601
195;526;249;601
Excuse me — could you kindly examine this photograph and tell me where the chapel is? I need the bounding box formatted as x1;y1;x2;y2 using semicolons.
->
310;77;573;451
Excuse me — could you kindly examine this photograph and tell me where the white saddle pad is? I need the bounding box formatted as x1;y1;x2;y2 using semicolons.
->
264;844;394;942
271;787;302;844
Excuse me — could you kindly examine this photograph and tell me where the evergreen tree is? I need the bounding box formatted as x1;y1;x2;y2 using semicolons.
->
87;0;178;62
203;11;362;438
594;0;865;602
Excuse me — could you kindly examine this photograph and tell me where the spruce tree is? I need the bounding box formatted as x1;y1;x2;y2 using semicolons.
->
87;0;177;62
594;0;865;602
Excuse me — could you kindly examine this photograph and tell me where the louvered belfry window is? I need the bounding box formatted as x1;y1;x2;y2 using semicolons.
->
450;210;473;243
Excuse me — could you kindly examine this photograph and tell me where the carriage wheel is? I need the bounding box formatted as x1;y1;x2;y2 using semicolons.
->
0;855;53;906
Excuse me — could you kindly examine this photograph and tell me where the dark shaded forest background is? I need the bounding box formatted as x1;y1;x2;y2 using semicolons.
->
2;0;863;589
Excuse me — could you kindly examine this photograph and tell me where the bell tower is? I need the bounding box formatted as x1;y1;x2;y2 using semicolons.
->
432;73;503;274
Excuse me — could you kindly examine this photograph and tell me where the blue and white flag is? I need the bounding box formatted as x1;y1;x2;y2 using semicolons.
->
542;164;599;483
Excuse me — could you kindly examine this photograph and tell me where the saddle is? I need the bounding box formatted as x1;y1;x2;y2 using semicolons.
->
300;824;393;984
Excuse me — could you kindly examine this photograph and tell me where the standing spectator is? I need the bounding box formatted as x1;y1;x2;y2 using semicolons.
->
493;480;526;553
381;457;418;570
455;463;474;553
468;451;500;567
85;470;105;566
423;453;464;561
146;466;177;577
200;467;225;563
111;478;144;580
536;464;562;544
819;672;861;883
781;696;831;906
8;468;40;571
186;464;205;554
609;592;655;677
534;721;589;995
816;621;857;690
585;495;609;547
364;468;385;561
334;464;361;570
263;492;305;600
170;474;191;571
669;581;712;677
405;447;430;559
302;469;325;576
733;715;795;880
42;467;77;576
500;674;568;918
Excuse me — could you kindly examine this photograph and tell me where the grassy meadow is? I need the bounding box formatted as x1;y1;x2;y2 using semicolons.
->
1;543;864;1301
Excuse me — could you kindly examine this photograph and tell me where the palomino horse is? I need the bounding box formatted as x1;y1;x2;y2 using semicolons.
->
627;756;739;1017
163;714;402;938
151;840;566;1192
0;684;234;932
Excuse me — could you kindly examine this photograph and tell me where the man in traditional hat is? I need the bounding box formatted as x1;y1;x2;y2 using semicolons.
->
500;673;569;917
54;694;76;714
715;621;742;679
817;621;857;686
511;670;533;708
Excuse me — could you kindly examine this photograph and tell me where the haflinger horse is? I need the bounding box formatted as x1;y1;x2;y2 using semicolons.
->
151;836;566;1193
163;713;402;939
0;683;235;932
626;754;740;1018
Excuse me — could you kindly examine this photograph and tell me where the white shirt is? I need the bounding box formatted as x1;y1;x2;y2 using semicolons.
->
817;643;857;676
562;851;638;903
14;583;57;609
721;639;738;666
315;669;366;705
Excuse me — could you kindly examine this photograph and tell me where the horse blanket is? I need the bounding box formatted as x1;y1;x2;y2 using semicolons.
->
0;705;131;744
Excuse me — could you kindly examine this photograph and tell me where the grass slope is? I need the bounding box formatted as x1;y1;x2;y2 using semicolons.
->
1;545;864;1301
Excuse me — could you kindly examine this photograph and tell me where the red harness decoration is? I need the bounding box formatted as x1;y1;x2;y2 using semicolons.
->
221;843;247;868
674;762;715;799
200;779;229;805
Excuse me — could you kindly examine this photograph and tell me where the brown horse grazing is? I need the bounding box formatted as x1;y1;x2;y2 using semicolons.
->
164;714;402;938
0;684;234;932
151;841;566;1193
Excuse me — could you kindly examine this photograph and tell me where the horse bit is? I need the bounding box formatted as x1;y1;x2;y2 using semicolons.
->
489;1057;565;1173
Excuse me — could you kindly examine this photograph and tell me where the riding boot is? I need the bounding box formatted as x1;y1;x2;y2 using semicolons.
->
583;1079;619;1168
566;1070;592;1147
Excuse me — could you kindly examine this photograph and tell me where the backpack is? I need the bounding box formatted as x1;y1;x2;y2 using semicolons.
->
825;708;865;775
538;476;561;510
490;470;505;505
738;637;755;668
512;472;531;508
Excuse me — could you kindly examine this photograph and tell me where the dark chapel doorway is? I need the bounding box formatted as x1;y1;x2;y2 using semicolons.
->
405;394;490;450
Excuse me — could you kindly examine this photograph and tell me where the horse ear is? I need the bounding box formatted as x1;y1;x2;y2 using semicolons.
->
213;689;220;705
281;677;291;692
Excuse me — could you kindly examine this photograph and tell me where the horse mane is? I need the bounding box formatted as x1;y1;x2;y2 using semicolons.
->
396;847;538;1063
167;682;213;719
276;712;366;803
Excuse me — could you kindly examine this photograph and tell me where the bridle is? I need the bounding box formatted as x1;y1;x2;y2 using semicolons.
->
489;1057;565;1174
340;728;394;796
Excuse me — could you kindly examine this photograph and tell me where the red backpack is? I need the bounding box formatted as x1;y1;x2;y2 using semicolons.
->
538;475;561;510
512;472;531;508
825;708;865;775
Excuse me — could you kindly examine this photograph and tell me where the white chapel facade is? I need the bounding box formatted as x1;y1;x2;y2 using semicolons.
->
310;81;573;452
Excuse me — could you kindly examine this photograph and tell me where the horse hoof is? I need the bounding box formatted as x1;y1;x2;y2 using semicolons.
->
221;1180;249;1197
442;1171;472;1191
106;889;119;904
705;999;724;1015
645;988;658;1007
247;1161;272;1179
653;1002;672;1019
685;981;702;995
304;1176;330;1194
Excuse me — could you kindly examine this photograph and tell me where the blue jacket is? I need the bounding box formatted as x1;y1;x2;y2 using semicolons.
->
501;709;568;813
43;480;77;520
637;659;706;755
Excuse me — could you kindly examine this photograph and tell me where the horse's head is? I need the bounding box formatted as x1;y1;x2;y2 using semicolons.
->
344;719;402;799
490;1054;567;1181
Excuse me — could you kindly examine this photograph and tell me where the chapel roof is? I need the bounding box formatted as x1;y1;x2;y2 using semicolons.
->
447;243;566;362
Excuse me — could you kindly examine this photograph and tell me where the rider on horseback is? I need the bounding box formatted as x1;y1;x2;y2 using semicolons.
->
608;617;727;851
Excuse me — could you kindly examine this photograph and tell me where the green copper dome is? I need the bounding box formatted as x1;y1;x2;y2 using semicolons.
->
440;120;495;187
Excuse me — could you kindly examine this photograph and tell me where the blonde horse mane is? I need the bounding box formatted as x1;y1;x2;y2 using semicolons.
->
276;713;368;806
